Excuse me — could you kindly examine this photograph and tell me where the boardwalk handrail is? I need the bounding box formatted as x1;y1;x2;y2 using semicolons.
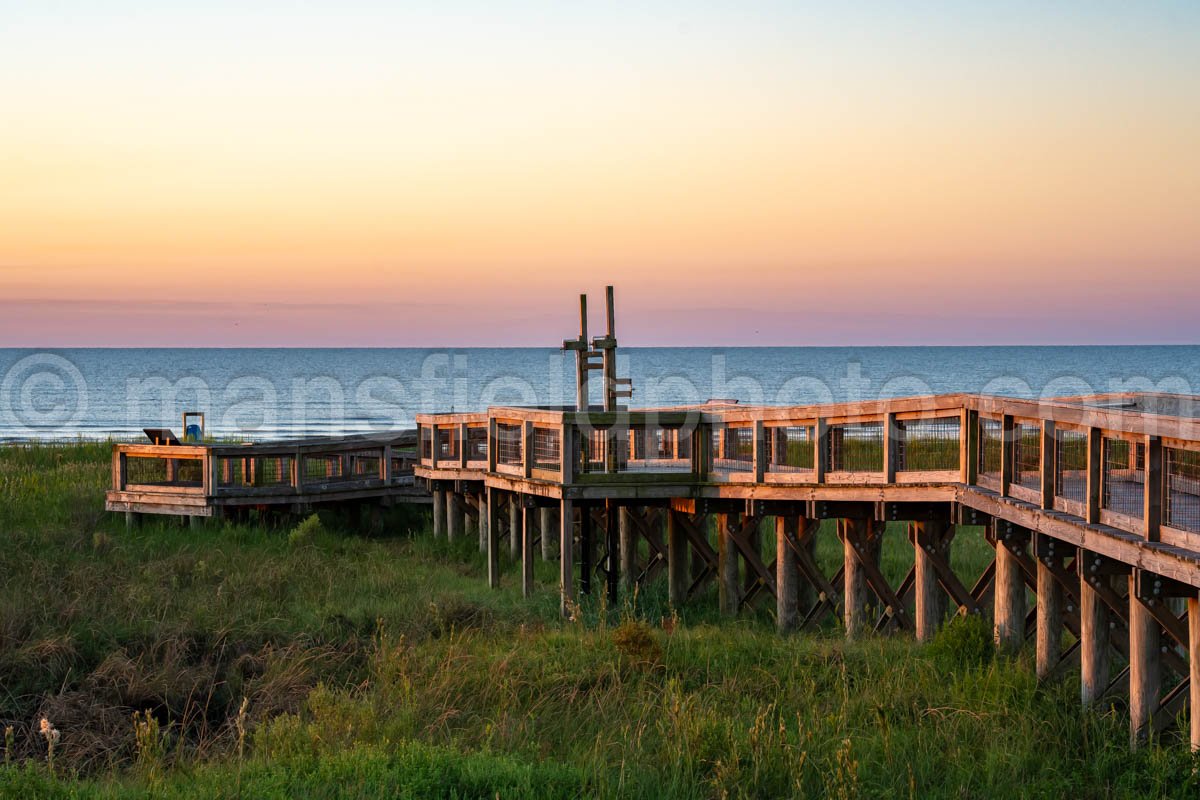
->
414;393;1200;553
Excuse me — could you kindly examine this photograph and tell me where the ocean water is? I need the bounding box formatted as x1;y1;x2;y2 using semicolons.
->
1;346;1199;442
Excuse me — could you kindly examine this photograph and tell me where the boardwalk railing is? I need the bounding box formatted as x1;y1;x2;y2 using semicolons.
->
109;432;420;516
416;394;1200;551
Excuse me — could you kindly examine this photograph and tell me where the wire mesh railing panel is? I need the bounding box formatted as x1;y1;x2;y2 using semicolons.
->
766;425;814;473
1166;447;1200;533
467;427;488;462
303;454;344;482
713;426;753;471
255;456;294;487
1102;437;1144;519
979;418;1002;479
126;455;204;487
897;417;960;472
625;426;693;472
577;427;607;474
1054;429;1088;503
532;427;561;470
1013;423;1041;489
495;423;523;467
347;451;381;478
828;422;883;473
419;427;432;460
435;427;458;461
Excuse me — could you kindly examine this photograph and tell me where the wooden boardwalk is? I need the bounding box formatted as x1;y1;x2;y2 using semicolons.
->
108;288;1200;749
106;431;423;518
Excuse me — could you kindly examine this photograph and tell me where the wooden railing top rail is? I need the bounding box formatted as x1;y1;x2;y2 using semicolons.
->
415;394;1200;443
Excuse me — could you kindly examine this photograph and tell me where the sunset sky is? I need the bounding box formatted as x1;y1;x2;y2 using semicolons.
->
2;1;1198;346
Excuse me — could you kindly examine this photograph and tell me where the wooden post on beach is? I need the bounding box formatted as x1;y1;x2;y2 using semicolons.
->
432;487;445;539
776;515;801;634
718;513;739;616
486;487;500;588
619;507;635;593
509;493;521;559
560;498;575;617
447;492;463;543
842;518;881;639
912;521;949;643
1128;577;1161;748
522;505;535;598
540;507;557;560
1080;560;1111;707
994;527;1027;652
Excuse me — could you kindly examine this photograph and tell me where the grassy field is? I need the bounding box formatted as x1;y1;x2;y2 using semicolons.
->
1;443;1198;798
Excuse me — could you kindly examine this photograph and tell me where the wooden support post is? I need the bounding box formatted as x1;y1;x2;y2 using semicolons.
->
776;515;801;634
432;488;445;539
606;502;619;606
1036;556;1064;680
487;487;500;588
1189;595;1200;751
540;507;557;560
1000;415;1014;497
560;499;575;617
1080;563;1111;707
1128;578;1161;748
522;505;535;599
1040;420;1056;510
1144;435;1162;542
476;494;487;553
619;507;635;592
717;513;740;616
1086;427;1102;525
994;530;1026;652
667;510;687;608
842;518;881;639
447;492;463;543
125;511;139;530
580;503;593;596
508;494;521;559
912;521;949;643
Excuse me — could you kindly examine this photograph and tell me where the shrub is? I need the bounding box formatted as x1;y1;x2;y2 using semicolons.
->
927;612;994;671
288;514;324;548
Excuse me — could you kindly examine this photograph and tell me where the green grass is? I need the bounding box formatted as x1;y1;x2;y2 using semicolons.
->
1;443;1198;798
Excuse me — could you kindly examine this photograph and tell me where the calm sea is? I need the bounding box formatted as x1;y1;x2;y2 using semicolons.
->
1;346;1198;442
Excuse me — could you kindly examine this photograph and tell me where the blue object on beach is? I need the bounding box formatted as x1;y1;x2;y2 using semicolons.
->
185;424;202;443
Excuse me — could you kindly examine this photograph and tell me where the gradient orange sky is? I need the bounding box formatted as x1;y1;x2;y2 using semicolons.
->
2;2;1198;346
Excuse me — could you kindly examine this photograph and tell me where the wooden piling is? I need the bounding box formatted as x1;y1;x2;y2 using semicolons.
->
842;519;880;639
993;531;1026;652
540;507;557;560
522;505;535;598
1036;556;1063;680
776;515;800;634
912;521;949;643
1128;579;1161;747
447;492;463;543
605;502;619;606
717;513;739;616
1189;595;1200;751
508;494;521;559
580;504;593;596
559;499;575;617
486;487;500;588
618;507;635;593
1080;567;1111;707
432;489;445;538
667;510;687;608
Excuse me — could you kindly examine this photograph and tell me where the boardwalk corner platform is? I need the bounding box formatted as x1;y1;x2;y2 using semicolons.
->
109;287;1200;749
